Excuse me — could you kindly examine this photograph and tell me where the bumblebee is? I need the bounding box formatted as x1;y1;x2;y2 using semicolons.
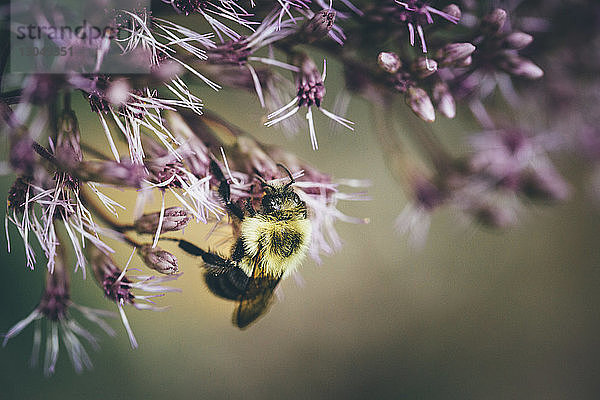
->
177;160;312;329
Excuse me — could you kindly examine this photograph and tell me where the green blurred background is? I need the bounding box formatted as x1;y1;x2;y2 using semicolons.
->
2;57;600;400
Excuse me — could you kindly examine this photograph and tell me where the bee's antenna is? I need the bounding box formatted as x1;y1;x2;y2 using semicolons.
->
254;174;268;186
254;174;275;190
276;163;295;186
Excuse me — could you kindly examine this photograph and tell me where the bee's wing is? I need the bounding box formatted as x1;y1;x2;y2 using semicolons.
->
232;270;282;329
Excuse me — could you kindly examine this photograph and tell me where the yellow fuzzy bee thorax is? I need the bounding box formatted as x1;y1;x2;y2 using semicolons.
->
240;215;312;278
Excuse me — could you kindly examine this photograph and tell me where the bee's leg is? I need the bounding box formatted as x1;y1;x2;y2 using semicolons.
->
210;160;244;220
177;239;237;273
231;238;245;262
178;238;250;297
177;239;207;257
218;181;244;220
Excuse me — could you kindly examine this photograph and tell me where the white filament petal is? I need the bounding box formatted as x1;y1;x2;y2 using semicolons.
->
118;300;138;349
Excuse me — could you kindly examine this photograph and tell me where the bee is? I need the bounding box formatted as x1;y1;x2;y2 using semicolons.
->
177;160;312;329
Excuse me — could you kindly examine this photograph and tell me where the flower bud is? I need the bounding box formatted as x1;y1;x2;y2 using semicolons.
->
55;110;83;170
139;245;179;275
436;43;476;67
442;4;462;21
378;52;402;74
301;9;336;43
481;8;507;35
134;207;192;234
411;57;438;79
146;160;188;187
504;32;533;50
500;55;543;79
406;87;435;122
432;82;456;119
76;160;146;188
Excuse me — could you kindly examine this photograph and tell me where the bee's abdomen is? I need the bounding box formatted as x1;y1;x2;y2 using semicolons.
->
204;267;249;300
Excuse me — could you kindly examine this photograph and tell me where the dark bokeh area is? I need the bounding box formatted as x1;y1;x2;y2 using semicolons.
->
1;82;600;399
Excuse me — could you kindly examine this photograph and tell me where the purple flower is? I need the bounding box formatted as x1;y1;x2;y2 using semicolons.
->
6;143;115;274
265;56;354;150
161;0;257;42
91;247;181;349
2;258;115;375
395;174;444;248
468;129;569;202
206;10;300;106
395;1;459;53
307;0;363;45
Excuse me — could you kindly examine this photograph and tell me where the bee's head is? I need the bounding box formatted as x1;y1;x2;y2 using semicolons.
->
257;164;307;218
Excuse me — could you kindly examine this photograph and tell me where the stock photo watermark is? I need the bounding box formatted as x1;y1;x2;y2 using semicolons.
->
10;0;151;74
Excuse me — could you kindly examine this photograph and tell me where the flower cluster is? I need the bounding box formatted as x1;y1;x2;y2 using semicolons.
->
2;0;596;374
